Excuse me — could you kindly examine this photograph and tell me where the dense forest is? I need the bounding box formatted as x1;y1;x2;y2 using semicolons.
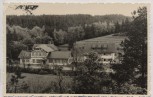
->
6;14;131;60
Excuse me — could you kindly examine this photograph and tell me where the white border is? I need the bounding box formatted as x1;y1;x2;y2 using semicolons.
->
1;0;152;96
3;0;152;3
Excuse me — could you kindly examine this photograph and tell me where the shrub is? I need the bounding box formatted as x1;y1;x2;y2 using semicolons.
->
39;70;49;75
62;70;75;76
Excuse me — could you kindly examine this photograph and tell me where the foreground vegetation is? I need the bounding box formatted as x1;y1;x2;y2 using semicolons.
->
7;73;73;93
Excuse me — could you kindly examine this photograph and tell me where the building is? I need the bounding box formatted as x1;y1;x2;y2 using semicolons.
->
18;50;31;65
30;44;58;65
19;44;58;65
74;34;126;64
47;51;72;65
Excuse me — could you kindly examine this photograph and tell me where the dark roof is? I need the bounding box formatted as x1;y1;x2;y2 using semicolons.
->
48;51;71;59
18;50;31;59
33;44;58;52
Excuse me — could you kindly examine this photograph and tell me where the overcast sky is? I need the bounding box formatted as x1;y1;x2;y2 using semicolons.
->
5;3;148;16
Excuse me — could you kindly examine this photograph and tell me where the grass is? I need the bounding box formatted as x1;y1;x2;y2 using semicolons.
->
7;73;73;93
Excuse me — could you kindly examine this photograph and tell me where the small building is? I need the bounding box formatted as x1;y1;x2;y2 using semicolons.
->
18;50;31;67
31;44;58;65
47;51;72;66
18;44;59;68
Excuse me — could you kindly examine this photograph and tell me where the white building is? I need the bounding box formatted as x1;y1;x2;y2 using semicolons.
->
18;44;57;66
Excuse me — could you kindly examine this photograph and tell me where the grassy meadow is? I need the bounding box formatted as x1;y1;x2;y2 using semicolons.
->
7;73;73;93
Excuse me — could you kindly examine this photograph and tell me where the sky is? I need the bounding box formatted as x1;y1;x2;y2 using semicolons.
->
5;3;149;16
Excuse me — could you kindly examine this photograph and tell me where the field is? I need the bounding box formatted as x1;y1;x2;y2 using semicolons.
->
76;34;126;46
7;73;73;93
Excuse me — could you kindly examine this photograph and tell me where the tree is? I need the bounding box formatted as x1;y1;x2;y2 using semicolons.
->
73;52;105;94
54;66;64;93
53;29;67;45
114;21;120;33
22;37;35;50
122;7;147;89
15;5;38;15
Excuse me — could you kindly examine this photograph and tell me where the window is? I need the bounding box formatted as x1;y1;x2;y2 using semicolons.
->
63;60;66;64
104;59;106;61
34;52;35;56
33;59;35;63
37;59;42;63
49;59;52;63
39;53;41;56
22;59;25;62
36;52;38;56
54;59;57;63
32;52;34;56
26;59;29;62
56;59;58;63
82;46;84;49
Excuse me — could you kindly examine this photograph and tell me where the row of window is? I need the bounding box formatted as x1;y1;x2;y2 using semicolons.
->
49;59;67;64
21;59;68;64
31;52;46;57
78;46;108;50
32;59;42;63
98;58;112;62
22;59;29;63
22;59;43;63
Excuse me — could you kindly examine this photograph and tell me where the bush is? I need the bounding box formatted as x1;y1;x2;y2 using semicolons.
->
62;70;75;76
7;65;77;76
120;83;147;94
39;70;49;75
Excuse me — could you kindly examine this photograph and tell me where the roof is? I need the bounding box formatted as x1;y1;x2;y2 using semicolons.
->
18;50;31;59
100;43;117;53
74;34;126;53
48;51;71;59
76;34;126;45
33;44;58;52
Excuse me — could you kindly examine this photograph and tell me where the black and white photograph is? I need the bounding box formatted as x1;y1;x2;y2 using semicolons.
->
4;3;149;95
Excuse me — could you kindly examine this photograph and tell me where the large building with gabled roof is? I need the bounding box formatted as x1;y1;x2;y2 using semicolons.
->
74;34;126;64
18;43;72;68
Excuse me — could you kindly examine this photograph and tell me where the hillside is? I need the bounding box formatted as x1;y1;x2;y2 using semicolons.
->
6;14;131;60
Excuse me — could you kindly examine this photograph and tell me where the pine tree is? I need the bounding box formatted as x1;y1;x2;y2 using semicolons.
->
122;7;147;89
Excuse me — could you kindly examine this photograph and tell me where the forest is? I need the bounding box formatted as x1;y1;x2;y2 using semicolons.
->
6;14;130;60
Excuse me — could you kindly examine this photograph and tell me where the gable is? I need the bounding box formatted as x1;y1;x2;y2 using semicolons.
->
18;50;31;59
33;44;58;52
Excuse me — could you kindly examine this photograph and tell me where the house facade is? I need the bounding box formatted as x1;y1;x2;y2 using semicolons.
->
18;44;72;68
18;44;58;65
18;50;31;65
74;34;126;64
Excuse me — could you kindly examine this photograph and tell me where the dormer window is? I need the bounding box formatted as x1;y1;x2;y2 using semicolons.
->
34;48;40;50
